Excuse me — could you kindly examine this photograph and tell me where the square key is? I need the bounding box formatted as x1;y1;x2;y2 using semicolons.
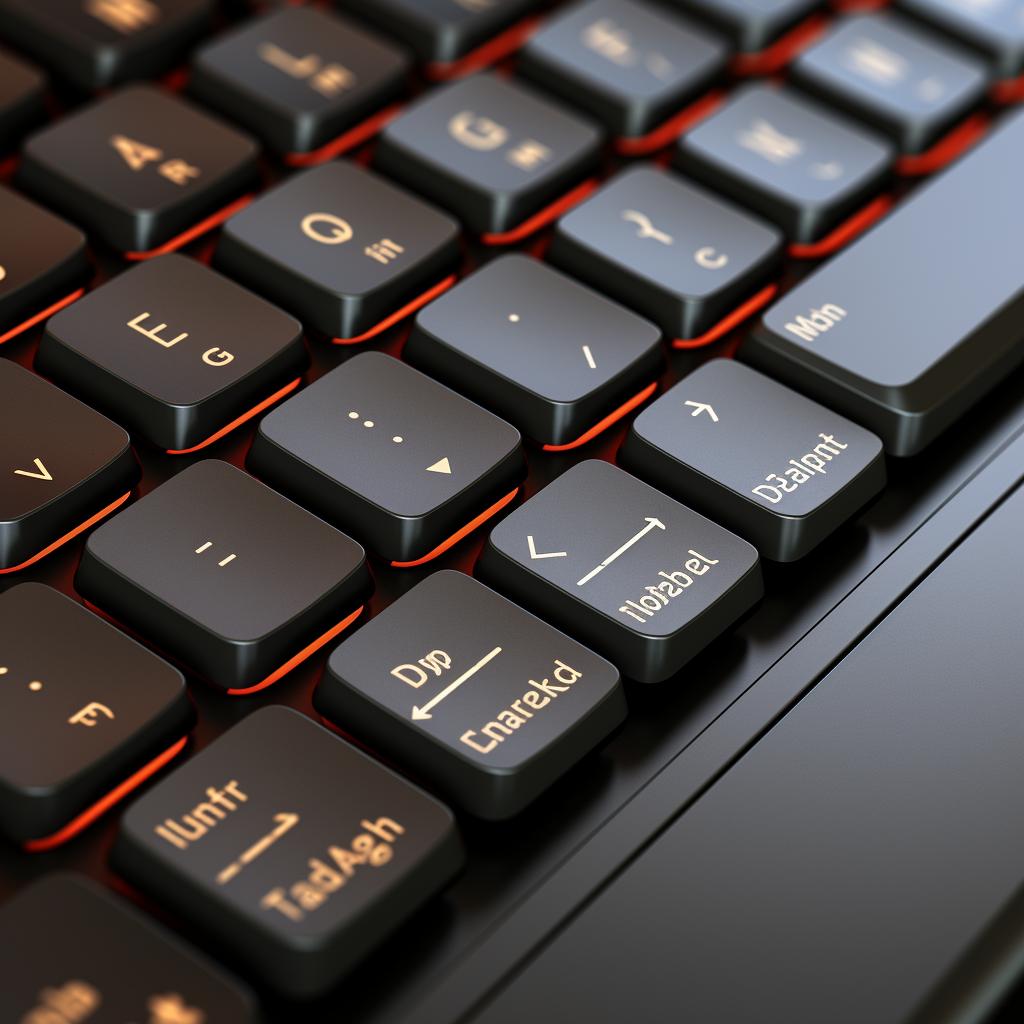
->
75;460;371;693
317;571;626;819
790;14;988;154
248;352;525;565
113;705;464;997
38;254;308;453
190;7;410;155
0;359;137;573
621;359;886;561
405;254;662;448
374;72;602;236
549;166;782;339
518;0;727;139
0;0;214;91
19;84;259;254
0;583;192;846
0;185;89;344
675;83;893;243
478;459;762;683
215;161;460;340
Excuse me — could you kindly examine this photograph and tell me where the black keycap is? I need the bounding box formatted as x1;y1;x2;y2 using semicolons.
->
517;0;727;140
345;0;539;66
75;460;370;693
249;352;525;565
789;14;988;154
215;161;459;341
190;7;410;157
675;83;893;244
0;45;45;152
620;359;886;561
898;0;1024;80
0;583;192;847
665;0;822;53
478;459;762;683
0;185;89;346
746;109;1024;457
0;876;256;1021
548;166;783;341
404;254;662;449
0;0;215;92
0;360;137;574
374;72;602;238
38;254;307;453
112;705;464;997
317;570;626;819
19;84;259;255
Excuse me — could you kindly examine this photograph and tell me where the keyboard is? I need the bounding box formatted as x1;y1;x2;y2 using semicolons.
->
1;1;1024;1021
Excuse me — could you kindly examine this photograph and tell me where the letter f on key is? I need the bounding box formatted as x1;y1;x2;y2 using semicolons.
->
128;312;188;348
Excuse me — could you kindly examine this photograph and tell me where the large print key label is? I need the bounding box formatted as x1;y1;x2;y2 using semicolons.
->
113;707;463;998
618;550;720;624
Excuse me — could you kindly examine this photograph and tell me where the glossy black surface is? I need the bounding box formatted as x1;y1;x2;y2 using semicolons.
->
0;45;44;152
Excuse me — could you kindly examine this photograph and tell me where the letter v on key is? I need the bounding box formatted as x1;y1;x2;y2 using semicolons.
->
527;535;567;560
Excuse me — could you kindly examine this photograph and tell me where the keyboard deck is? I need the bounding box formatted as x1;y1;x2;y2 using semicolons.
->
2;1;1024;1021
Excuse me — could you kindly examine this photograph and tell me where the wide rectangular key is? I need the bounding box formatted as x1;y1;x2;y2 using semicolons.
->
19;84;259;255
0;876;256;1022
621;359;885;561
404;253;662;449
38;254;307;453
374;72;602;238
76;460;371;693
113;705;464;997
215;161;459;341
248;351;524;566
746;108;1024;456
317;570;626;819
0;46;44;152
478;460;762;683
0;583;192;848
190;7;410;157
0;185;89;346
517;0;727;140
0;360;137;573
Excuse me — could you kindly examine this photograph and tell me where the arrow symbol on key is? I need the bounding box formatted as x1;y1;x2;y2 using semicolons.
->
13;458;53;481
684;401;718;422
412;646;503;720
527;535;567;560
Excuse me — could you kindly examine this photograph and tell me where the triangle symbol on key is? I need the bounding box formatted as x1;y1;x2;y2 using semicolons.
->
426;457;452;475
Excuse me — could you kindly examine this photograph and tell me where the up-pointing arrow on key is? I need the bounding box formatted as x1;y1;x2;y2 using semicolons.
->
684;401;718;422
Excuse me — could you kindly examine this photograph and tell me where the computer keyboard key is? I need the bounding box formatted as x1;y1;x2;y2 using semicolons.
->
113;705;464;997
0;583;192;847
789;14;988;154
19;84;259;255
0;360;137;574
317;570;626;819
666;0;822;53
675;83;893;244
374;72;602;238
621;359;885;562
0;46;45;152
75;460;370;693
215;161;459;341
0;0;215;92
345;0;539;67
190;7;410;156
0;876;256;1022
897;0;1024;80
478;459;762;683
249;352;525;565
517;0;727;140
0;185;89;345
404;254;662;449
548;165;783;340
746;108;1024;456
37;254;307;453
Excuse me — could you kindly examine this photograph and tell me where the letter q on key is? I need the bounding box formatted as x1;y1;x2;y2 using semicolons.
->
202;347;235;367
301;212;354;245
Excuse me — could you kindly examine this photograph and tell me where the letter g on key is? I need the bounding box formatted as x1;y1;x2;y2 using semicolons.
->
301;212;354;245
203;347;235;367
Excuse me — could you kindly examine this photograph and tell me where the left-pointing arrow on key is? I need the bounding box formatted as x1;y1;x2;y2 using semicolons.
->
13;458;53;481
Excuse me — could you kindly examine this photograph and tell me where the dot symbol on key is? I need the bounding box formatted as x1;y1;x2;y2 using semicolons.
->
508;313;521;323
348;412;405;442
